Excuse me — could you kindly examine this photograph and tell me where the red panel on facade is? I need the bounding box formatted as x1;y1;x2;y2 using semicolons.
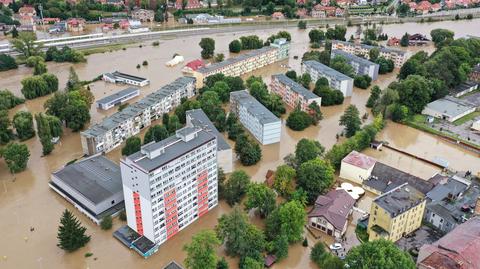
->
197;170;209;217
133;192;143;235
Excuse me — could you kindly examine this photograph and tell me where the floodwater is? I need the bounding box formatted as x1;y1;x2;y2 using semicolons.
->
1;19;480;269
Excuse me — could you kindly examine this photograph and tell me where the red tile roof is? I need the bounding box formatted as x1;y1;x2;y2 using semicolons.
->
185;59;205;71
342;151;377;170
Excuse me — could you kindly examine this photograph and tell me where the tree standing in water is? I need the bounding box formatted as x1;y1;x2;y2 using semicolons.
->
57;209;90;252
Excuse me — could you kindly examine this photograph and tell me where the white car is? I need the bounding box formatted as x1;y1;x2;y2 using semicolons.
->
329;243;343;251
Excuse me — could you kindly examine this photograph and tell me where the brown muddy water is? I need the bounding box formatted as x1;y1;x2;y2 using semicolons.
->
1;20;479;269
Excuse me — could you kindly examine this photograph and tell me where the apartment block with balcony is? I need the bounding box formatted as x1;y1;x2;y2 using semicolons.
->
331;49;380;80
270;74;321;112
120;127;218;245
230;90;281;145
367;183;426;242
192;39;290;88
81;76;196;155
331;40;407;68
301;60;353;97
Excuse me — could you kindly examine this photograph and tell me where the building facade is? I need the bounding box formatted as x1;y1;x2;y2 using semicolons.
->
96;87;140;110
367;183;426;242
331;40;407;68
103;71;150;87
270;74;322;112
331;49;380;80
230;90;281;145
301;60;353;97
81;77;196;155
339;150;377;184
186;109;233;173
192;39;290;88
120;127;218;245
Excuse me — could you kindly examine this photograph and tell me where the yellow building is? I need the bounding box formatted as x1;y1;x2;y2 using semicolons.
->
367;183;426;242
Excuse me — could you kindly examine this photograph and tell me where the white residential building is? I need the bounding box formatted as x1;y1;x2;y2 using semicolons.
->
120;127;218;245
81;77;196;155
331;49;380;80
302;60;354;97
192;39;290;88
331;40;407;68
230;90;281;145
270;74;322;112
339;150;377;184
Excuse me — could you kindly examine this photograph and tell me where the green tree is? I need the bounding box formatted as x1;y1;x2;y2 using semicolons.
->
199;38;215;59
430;28;454;48
309;101;323;125
13;111;35;140
1;142;30;173
223;170;250;206
286;108;312;131
21;74;58;99
234;134;262;166
376;57;395;74
265;200;306;243
244;183;276;218
217;257;229;269
0;54;18;71
66;67;81;91
240;257;263;269
366;85;381;108
121;136;141;156
143;125;169;144
0;90;24;110
273;164;296;196
298;20;307;29
285;70;297;80
229;39;242;53
391;75;433;113
0;110;13;144
11;32;41;58
199;91;223;123
345;239;416;269
308;29;325;43
239;35;263;50
100;215;113;230
297;158;335;203
298;73;312;88
295;138;325;165
57;209;90;252
168;114;181;134
386;103;409;123
354;75;372;89
212;81;231;103
330;55;355;77
400;32;409;47
340;105;362;137
273;234;289;260
369;47;380;61
184;230;220;269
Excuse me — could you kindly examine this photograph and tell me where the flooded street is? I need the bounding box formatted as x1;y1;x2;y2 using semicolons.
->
1;19;480;269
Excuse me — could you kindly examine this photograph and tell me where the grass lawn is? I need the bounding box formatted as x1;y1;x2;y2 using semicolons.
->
453;111;480;126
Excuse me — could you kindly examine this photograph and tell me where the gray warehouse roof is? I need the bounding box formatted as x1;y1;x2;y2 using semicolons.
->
272;74;320;100
374;183;425;217
82;76;195;138
197;46;276;74
331;49;379;67
52;155;122;204
230;90;280;125
303;60;353;81
186;109;231;151
424;96;475;118
96;87;140;106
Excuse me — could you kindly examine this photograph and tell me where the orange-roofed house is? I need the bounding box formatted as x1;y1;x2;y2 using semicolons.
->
431;3;441;11
387;37;400;46
296;8;308;18
416;0;432;14
408;2;417;9
271;12;285;20
175;0;202;10
19;6;36;17
339;151;377;184
67;18;86;32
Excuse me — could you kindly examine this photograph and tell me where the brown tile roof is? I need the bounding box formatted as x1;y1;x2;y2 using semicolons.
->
342;150;377;170
308;189;355;230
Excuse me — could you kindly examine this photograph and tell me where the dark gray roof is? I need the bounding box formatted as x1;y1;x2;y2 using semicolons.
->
110;71;148;83
333;40;406;56
364;162;434;194
331;49;379;67
426;176;469;202
196;46;276;74
96;87;139;106
427;203;457;224
271;74;320;100
52;155;122;204
82;77;195;138
163;261;184;269
374;183;425;217
303;60;353;81
230;90;280;125
451;81;478;95
186;109;231;151
127;128;216;172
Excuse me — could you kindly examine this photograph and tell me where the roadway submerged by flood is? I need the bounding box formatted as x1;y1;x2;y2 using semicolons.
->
0;19;479;269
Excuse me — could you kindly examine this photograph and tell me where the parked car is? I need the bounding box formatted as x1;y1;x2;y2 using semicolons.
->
329;243;343;251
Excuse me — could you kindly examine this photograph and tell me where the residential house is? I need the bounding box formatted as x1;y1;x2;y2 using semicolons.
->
308;189;356;239
131;8;154;22
175;0;202;9
67;18;86;32
387;37;400;46
339;151;377;184
408;33;430;46
417;217;480;269
416;0;432;14
271;12;285;20
311;5;336;17
182;59;206;75
18;6;36;17
367;183;426;242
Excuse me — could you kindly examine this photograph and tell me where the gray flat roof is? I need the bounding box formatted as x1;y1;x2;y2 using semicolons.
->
96;87;139;106
111;71;148;82
374;183;425;217
197;46;276;74
186;108;231;151
333;40;406;56
331;49;379;67
271;74;320;100
52;155;122;204
426;176;469;202
425;96;475;118
82;76;195;138
127;128;216;172
230;90;280;125
303;60;353;81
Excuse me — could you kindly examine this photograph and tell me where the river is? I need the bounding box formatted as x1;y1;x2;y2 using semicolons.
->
0;19;479;269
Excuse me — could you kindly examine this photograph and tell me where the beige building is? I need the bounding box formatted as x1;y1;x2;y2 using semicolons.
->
368;183;426;242
339;151;377;184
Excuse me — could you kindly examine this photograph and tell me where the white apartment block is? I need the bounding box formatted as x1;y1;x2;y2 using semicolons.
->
302;60;354;97
120;127;218;245
331;49;380;80
192;39;290;88
230;90;281;145
270;74;322;112
81;77;196;155
331;40;407;68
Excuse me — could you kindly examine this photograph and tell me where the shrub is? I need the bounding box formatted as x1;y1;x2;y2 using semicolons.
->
100;215;113;230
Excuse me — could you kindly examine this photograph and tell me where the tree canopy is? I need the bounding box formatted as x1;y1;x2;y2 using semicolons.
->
184;230;220;269
0;142;30;173
57;209;90;252
297;158;335;203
